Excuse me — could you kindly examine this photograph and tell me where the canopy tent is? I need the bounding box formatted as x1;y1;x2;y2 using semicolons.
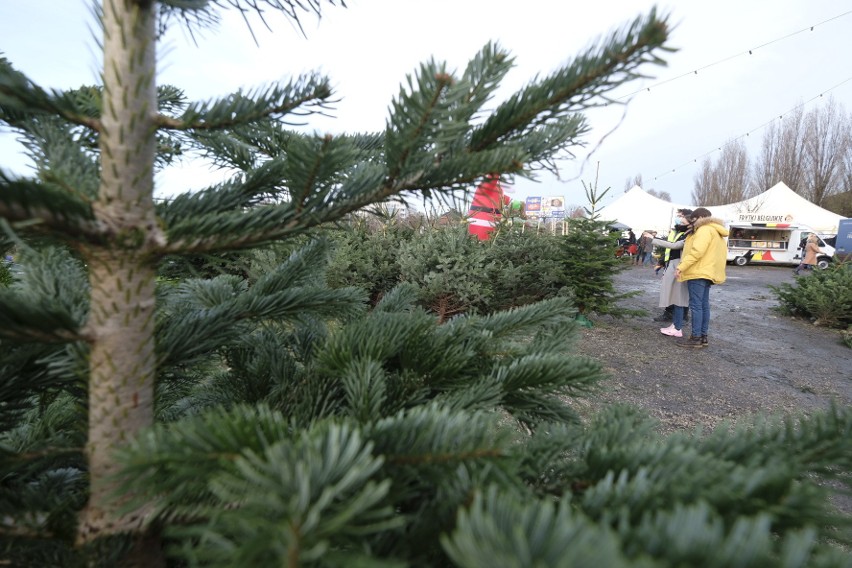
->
598;186;688;234
600;182;846;234
717;182;845;233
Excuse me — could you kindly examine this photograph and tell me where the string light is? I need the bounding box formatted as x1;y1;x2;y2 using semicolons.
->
652;76;852;181
579;10;852;186
616;10;852;102
629;9;852;182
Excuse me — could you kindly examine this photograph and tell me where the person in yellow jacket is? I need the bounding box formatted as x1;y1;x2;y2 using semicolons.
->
674;207;729;348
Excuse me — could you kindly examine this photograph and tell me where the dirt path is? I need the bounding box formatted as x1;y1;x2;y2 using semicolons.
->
575;263;852;433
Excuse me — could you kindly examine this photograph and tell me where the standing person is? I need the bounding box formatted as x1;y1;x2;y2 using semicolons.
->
633;231;645;265
675;208;729;348
652;209;692;337
794;234;821;275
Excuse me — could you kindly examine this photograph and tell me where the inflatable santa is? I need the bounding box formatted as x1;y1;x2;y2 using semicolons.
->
467;175;510;241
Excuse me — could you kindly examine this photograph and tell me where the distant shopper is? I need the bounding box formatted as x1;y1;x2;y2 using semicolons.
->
634;231;648;265
794;234;821;275
675;208;729;348
652;209;692;337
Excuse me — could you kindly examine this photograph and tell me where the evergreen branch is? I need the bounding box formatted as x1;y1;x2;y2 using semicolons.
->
472;296;578;339
250;238;331;293
159;163;383;253
443;486;841;568
572;406;852;542
0;247;89;343
0;57;101;132
165;422;396;567
0;174;99;238
2;447;84;464
443;487;628;568
385;60;461;182
156;270;365;367
458;42;514;118
156;159;292;225
0;324;86;344
316;310;437;378
469;9;670;152
372;283;419;313
159;0;345;44
155;76;333;131
186;130;263;171
370;405;512;470
697;404;852;474
159;160;514;255
115;405;293;513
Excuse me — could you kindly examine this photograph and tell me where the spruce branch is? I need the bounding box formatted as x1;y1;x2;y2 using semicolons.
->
385;60;460;183
0;175;99;239
156;159;293;226
155;76;334;131
156;265;365;368
0;247;90;343
159;0;346;45
470;9;670;152
0;57;101;132
443;487;627;568
458;41;514;118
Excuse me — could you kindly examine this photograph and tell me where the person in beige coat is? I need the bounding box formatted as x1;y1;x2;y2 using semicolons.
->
794;234;821;275
675;207;729;348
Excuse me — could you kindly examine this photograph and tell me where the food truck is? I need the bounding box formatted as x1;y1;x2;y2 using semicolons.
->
726;216;835;269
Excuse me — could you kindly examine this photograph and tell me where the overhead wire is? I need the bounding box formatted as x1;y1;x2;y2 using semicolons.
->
653;75;852;181
617;10;852;103
592;9;852;184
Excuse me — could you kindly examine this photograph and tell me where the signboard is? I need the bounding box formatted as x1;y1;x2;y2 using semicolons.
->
525;196;542;220
737;213;793;223
542;196;566;219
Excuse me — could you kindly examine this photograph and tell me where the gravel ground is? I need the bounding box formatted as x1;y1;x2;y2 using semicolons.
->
574;263;852;434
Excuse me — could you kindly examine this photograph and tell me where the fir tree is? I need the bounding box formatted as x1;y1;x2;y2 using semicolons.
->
2;2;850;567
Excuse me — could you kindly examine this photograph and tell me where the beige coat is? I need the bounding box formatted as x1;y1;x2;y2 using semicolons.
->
802;240;820;265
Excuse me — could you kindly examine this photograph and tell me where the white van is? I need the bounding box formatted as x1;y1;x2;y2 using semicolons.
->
726;222;835;269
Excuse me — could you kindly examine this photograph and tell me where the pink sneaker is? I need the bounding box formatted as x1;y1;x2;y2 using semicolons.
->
660;324;683;337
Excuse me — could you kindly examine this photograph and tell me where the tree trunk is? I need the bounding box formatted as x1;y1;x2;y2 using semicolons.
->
77;0;164;558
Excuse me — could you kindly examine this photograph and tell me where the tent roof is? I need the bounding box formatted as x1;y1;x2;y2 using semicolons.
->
599;186;687;233
717;182;845;232
600;182;846;234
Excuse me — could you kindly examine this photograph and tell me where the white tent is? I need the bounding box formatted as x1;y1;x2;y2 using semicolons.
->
601;182;846;234
718;182;845;233
598;186;688;234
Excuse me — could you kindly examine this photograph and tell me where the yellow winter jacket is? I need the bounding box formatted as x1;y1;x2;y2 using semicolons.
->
677;217;729;284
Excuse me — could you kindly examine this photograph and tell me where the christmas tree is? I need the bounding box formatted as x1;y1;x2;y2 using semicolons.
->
2;2;850;566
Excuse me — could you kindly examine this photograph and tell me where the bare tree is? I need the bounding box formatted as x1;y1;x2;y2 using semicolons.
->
691;139;749;205
567;204;586;218
692;156;715;205
624;173;643;192
752;105;807;193
803;96;850;206
646;189;671;202
843;135;852;193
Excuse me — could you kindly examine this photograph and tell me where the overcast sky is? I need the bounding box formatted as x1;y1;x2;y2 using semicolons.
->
1;0;850;210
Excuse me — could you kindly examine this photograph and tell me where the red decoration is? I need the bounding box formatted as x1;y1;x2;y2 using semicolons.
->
467;175;509;241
